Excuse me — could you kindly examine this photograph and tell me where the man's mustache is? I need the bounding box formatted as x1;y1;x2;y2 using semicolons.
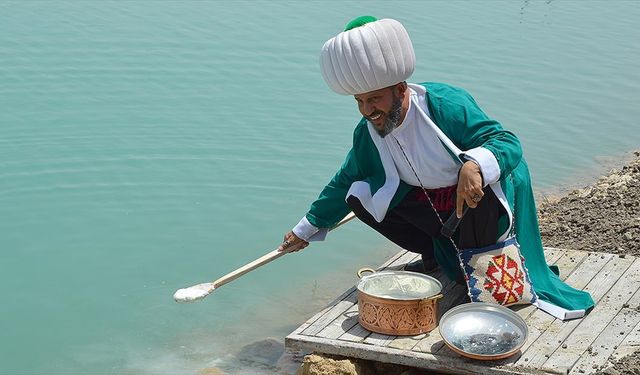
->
366;111;385;121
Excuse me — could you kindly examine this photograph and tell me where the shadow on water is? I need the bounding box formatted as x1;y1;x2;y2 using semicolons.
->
197;338;303;375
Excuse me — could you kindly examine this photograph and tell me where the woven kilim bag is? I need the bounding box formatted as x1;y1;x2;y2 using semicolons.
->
457;236;537;306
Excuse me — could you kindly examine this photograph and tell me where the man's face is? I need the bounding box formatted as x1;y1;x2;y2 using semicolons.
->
354;85;404;137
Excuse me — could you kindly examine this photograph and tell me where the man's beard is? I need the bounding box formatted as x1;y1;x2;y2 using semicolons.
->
375;94;403;137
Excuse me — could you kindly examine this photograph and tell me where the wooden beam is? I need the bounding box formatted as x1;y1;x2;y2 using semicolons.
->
287;333;559;375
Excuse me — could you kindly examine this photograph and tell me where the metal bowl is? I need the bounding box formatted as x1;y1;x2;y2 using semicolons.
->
439;302;528;360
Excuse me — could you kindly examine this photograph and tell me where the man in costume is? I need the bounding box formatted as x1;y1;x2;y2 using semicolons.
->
278;16;594;319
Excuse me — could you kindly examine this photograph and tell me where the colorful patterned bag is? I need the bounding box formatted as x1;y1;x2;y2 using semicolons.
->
456;236;537;306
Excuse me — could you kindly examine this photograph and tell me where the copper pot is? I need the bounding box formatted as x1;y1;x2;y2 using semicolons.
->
356;268;443;336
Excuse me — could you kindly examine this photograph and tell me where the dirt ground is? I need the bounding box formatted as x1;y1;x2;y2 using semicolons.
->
537;151;640;258
294;151;640;375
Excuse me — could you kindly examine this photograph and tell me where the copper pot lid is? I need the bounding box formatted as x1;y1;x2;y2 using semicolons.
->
357;270;443;300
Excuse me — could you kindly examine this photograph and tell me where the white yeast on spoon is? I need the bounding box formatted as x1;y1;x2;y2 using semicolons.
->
173;283;215;302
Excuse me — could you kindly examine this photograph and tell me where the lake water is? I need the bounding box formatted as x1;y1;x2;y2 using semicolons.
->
1;1;639;374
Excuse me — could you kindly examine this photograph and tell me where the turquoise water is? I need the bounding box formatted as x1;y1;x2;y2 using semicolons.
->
1;1;639;374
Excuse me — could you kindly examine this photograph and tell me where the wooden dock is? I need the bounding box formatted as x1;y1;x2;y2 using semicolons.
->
285;248;640;374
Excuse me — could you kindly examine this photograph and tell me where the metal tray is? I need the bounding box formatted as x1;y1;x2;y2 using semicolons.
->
439;302;528;360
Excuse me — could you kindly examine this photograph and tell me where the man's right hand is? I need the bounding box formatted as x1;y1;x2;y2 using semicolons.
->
278;231;309;253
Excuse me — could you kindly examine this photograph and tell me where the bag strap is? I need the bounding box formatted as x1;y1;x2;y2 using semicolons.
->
392;136;463;253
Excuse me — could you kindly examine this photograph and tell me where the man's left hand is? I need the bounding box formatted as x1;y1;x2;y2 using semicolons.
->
456;161;484;218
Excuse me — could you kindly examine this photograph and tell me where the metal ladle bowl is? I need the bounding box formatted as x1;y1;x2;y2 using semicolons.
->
439;302;529;360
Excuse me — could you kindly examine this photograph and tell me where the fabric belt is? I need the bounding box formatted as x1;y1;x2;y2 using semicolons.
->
412;185;457;212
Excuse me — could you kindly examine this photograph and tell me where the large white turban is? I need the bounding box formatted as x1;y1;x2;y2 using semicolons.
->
319;17;415;95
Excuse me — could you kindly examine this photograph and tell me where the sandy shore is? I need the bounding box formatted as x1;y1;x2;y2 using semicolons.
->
291;151;640;375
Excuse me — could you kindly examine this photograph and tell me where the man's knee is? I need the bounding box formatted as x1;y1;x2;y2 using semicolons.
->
346;196;369;220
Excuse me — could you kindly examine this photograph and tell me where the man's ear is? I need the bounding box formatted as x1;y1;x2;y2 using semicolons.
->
396;81;408;98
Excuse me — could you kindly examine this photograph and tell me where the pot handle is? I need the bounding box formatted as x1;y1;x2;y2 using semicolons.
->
357;268;376;279
420;293;444;304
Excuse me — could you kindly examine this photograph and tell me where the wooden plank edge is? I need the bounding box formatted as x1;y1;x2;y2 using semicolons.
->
286;334;568;375
543;247;567;265
609;318;640;361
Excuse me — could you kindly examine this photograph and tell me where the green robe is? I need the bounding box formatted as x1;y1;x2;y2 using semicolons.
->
304;82;594;314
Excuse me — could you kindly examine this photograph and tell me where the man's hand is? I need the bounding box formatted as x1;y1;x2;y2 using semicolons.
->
278;231;309;253
456;161;484;218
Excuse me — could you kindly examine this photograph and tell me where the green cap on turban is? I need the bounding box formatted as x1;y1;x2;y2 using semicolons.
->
344;15;378;31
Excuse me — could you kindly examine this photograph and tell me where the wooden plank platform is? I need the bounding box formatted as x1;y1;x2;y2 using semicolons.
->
285;248;640;375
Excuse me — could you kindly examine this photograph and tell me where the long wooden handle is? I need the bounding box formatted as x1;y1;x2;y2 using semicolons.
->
212;212;357;289
212;249;286;289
